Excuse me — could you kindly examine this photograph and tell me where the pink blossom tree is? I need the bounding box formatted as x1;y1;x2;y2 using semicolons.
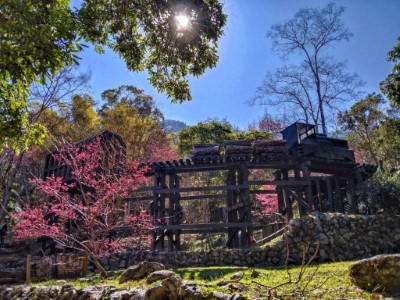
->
10;138;152;278
256;185;279;214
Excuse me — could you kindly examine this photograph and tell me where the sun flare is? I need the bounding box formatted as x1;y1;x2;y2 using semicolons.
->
175;14;190;30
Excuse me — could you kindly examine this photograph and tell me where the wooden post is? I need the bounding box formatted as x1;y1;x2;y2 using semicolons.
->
294;167;305;217
334;177;344;213
26;255;31;284
168;173;175;251
237;162;251;247
274;171;285;214
347;178;358;214
315;178;323;211
173;174;182;251
282;169;293;220
159;173;167;251
226;167;239;248
301;163;314;210
326;176;334;212
81;251;89;277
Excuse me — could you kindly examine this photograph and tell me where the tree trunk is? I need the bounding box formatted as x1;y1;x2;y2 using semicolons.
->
92;257;108;278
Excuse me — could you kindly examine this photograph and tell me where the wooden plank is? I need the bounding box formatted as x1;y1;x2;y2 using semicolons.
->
255;227;286;245
248;180;311;186
153;184;249;194
286;188;312;211
177;228;229;234
156;222;253;230
179;194;226;201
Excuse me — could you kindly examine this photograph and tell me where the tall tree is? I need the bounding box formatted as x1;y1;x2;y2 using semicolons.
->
99;85;176;162
70;94;99;140
100;85;163;123
338;94;384;165
337;93;400;166
250;3;362;134
177;120;234;156
101;103;176;162
1;0;227;149
380;37;400;108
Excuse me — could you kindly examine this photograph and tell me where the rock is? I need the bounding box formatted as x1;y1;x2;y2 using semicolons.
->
147;270;176;284
250;269;260;278
230;272;243;280
144;276;182;300
109;288;145;300
179;284;207;300
349;254;400;294
78;286;115;300
316;233;329;245
119;261;165;283
230;294;246;300
289;218;301;228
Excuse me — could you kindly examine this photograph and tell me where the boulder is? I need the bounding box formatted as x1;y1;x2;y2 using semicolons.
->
144;276;182;300
119;261;166;284
349;254;400;294
109;288;145;300
146;270;176;284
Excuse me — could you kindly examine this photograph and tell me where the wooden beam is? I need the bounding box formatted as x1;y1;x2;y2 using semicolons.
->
180;194;226;201
153;184;249;194
156;222;253;231
255;227;286;245
248;180;312;186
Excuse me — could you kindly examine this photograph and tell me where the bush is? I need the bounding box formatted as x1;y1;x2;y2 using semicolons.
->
357;170;400;214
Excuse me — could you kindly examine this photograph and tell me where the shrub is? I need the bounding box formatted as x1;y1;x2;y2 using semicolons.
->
357;170;400;214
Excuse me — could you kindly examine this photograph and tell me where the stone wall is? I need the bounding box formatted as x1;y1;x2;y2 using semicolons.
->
98;213;400;271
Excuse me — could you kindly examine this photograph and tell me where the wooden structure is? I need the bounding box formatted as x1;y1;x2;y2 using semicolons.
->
128;122;366;251
128;155;361;251
43;130;126;184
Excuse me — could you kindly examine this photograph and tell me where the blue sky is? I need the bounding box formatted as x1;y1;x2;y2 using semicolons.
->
76;0;400;129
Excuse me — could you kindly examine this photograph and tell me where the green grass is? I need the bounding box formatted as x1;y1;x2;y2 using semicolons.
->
175;261;381;299
30;261;383;299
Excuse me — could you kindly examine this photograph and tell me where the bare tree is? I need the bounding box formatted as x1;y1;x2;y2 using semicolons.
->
28;66;91;123
0;67;91;222
249;3;363;134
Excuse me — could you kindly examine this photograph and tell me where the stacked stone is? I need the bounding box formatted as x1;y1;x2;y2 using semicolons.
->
96;213;400;271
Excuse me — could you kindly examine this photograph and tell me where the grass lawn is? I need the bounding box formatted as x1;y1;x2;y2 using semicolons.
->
33;261;383;299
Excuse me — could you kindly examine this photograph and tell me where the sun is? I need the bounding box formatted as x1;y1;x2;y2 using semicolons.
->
175;14;190;31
